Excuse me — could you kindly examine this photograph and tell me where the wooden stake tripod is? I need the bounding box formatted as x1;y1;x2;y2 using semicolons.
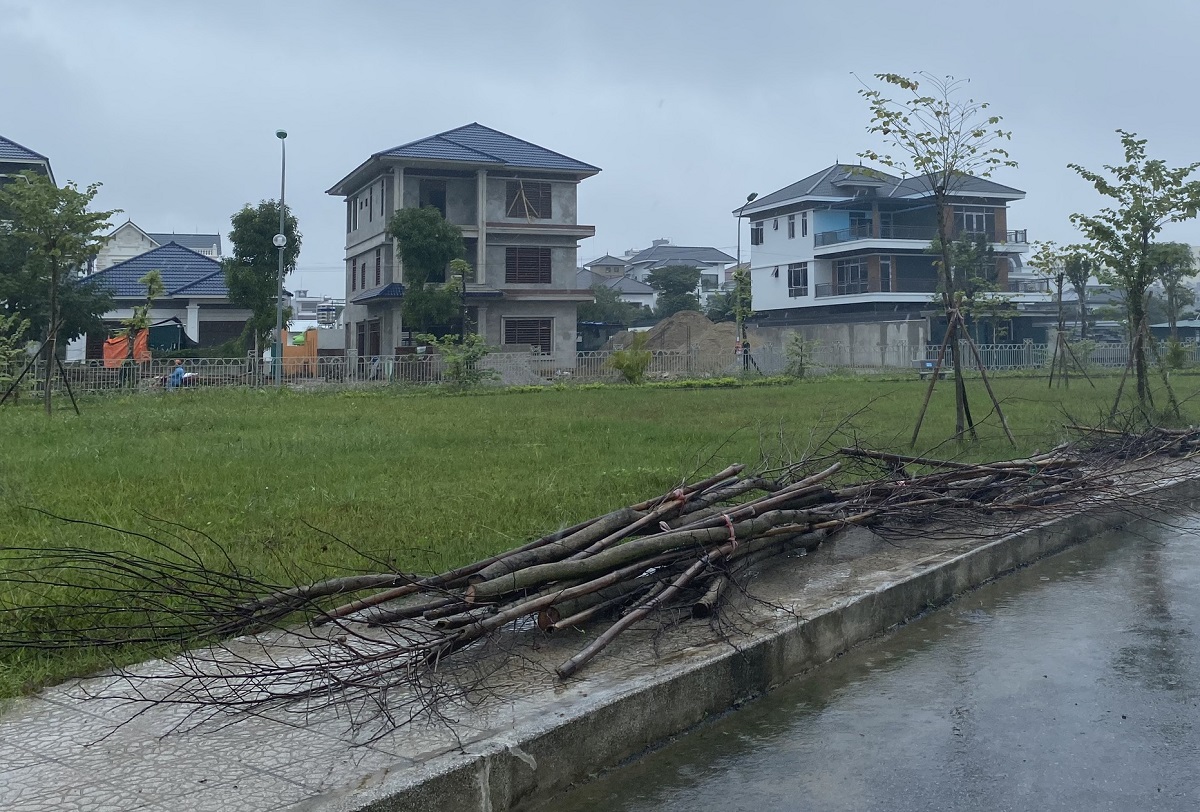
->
911;306;1015;448
0;318;81;415
1108;316;1180;422
1047;330;1096;389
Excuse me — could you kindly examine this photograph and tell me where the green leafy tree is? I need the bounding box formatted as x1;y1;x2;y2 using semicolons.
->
1063;247;1094;338
1029;240;1070;338
1147;242;1196;339
859;72;1016;440
1069;131;1200;406
0;172;117;414
388;207;464;335
704;290;735;322
732;266;752;338
646;265;701;318
933;234;1013;341
224;200;301;353
580;284;649;326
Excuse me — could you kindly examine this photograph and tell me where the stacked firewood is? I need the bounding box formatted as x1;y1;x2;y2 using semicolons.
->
271;445;1085;679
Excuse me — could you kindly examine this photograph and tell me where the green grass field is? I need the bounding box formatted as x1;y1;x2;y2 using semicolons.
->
1;373;1196;695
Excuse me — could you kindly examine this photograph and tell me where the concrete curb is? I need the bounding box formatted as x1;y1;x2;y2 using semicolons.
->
304;462;1195;810
302;466;1200;812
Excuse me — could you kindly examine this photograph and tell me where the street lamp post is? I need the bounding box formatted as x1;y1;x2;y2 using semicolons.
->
735;192;757;368
273;129;287;387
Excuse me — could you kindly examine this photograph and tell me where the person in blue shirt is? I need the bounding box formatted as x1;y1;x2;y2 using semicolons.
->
168;359;186;390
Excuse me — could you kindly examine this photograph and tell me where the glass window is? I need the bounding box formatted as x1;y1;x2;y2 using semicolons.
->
834;258;868;295
788;262;808;297
879;256;892;292
750;221;764;246
787;214;796;239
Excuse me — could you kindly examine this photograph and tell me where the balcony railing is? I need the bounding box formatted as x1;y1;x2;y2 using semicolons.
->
814;225;1029;247
1007;278;1051;293
893;277;938;293
815;281;869;298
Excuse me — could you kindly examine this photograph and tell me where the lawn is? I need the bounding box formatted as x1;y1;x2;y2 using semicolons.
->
1;373;1196;695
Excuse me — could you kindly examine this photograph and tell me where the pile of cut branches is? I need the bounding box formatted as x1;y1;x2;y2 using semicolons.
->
0;427;1194;728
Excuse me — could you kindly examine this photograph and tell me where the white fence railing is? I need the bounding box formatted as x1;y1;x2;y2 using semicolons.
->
2;341;1194;398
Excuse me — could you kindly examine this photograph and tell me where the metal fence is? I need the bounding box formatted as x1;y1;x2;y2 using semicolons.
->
3;341;1196;398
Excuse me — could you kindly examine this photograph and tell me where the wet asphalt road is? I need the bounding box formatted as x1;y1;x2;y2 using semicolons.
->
552;515;1200;811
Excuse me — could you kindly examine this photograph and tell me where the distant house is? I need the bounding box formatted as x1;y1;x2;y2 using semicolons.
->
622;240;735;307
80;242;252;358
0;134;54;186
327;122;600;366
739;163;1032;339
575;268;656;310
585;254;629;277
93;221;223;274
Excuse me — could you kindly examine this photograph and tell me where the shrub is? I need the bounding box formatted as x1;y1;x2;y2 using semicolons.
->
608;332;652;384
417;333;498;389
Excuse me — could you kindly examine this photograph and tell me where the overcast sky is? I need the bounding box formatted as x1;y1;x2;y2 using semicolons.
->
4;0;1199;297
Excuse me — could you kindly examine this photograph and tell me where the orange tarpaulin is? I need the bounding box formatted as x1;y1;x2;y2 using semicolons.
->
102;330;150;368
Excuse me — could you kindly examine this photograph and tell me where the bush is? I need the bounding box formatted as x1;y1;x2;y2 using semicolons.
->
1165;339;1190;370
417;333;498;389
785;332;817;378
608;332;652;384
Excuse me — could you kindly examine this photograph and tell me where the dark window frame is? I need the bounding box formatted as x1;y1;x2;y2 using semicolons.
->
505;180;552;219
375;249;382;286
503;317;553;354
750;221;764;246
787;262;808;297
505;246;552;284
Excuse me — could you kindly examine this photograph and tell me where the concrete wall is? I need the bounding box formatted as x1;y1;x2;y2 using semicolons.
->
479;298;578;367
485;176;578;225
484;238;580;291
750;318;928;356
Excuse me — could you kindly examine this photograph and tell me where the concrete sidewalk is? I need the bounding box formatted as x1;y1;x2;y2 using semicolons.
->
3;469;1195;812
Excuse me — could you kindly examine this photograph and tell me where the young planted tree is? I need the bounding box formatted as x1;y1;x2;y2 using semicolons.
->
1029;240;1068;336
387;207;464;336
1069;132;1200;407
0;172;117;414
1063;246;1094;338
859;72;1016;441
1148;242;1196;340
646;265;701;318
120;270;164;383
224;200;301;354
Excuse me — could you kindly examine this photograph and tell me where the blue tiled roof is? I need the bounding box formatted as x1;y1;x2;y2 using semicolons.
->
626;245;735;267
0;134;48;162
90;242;228;298
351;283;406;304
378;123;599;173
742;163;1025;215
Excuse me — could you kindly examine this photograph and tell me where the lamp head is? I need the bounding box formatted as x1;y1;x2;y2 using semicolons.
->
746;192;758;203
276;129;288;140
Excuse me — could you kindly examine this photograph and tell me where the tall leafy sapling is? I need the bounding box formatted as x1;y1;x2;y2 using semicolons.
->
1148;242;1196;340
646;265;701;318
1069;131;1200;406
859;72;1016;440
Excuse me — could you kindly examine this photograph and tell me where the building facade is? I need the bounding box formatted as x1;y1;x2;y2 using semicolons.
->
93;221;222;273
326;123;599;367
81;242;252;357
739;164;1031;337
0;134;54;186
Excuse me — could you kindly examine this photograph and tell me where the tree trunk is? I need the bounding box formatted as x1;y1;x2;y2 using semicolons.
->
43;261;58;416
1130;293;1148;406
1074;282;1088;339
936;197;969;439
1168;286;1178;341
